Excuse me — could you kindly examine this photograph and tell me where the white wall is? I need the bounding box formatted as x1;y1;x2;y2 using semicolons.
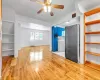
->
54;11;77;26
19;27;50;47
15;14;52;27
2;6;15;22
80;14;84;64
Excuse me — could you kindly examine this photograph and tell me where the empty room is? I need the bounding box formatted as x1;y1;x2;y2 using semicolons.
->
0;0;100;80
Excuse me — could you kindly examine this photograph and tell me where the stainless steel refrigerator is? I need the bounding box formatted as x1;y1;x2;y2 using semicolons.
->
65;24;80;63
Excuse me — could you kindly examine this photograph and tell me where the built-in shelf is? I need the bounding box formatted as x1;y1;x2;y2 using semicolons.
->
84;8;100;64
85;51;100;56
2;20;14;23
85;31;100;34
2;33;14;36
84;8;100;16
2;49;14;52
2;20;15;57
2;42;14;44
85;20;100;25
85;42;100;44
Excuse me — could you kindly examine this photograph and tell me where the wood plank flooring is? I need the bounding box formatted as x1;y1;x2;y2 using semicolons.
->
2;46;100;80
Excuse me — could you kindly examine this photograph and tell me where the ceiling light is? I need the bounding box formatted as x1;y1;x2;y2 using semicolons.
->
49;0;52;3
44;6;47;12
66;21;69;24
48;6;51;12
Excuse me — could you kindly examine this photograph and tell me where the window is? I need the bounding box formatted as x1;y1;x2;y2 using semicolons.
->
62;31;65;36
39;33;43;40
35;32;39;40
30;32;43;41
30;32;34;41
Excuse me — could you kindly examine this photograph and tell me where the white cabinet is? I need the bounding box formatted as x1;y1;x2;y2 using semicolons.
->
58;36;65;52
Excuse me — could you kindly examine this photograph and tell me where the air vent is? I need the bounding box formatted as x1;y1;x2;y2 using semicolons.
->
72;13;76;18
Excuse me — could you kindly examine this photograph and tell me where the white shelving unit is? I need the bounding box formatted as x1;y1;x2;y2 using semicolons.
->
2;21;14;56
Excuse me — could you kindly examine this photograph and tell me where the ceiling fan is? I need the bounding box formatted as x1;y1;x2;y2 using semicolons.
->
30;0;64;16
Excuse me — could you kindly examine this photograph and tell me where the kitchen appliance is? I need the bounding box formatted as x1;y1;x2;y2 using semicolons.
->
65;24;80;63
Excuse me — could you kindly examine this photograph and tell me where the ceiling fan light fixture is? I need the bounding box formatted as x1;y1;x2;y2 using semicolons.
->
44;6;47;12
44;5;51;12
66;21;69;24
31;0;64;16
48;6;51;12
49;0;52;3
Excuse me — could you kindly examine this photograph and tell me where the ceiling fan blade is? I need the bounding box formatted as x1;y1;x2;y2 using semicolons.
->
50;12;54;16
30;0;44;5
37;8;44;14
52;4;64;9
44;0;51;4
44;0;48;3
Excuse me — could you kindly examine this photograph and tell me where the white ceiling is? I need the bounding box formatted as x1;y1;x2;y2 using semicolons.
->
3;0;80;24
3;0;100;24
79;0;100;11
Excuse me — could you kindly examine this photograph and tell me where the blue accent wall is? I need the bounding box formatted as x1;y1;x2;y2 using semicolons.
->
52;26;64;52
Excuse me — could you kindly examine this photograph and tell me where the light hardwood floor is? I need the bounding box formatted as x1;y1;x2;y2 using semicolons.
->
2;46;100;80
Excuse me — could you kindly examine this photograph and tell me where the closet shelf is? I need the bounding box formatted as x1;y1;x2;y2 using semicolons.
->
2;49;14;52
2;42;14;44
85;51;100;56
85;31;100;34
2;33;14;35
2;20;14;23
84;8;100;16
2;20;15;56
85;42;100;44
85;20;100;25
